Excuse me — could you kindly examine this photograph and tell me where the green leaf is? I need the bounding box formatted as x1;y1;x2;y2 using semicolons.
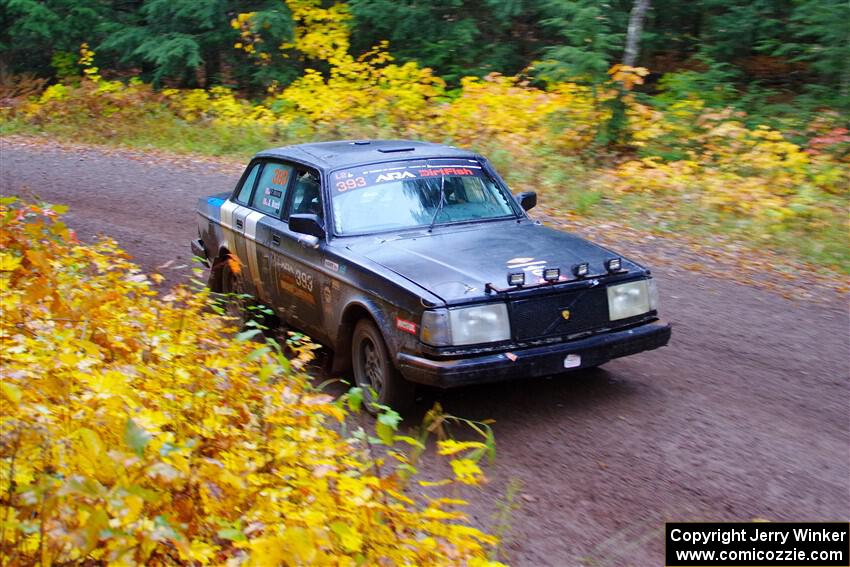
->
124;418;152;457
217;527;246;542
346;387;364;413
236;328;262;342
375;421;394;445
377;409;401;429
247;346;270;361
84;508;109;552
66;476;106;498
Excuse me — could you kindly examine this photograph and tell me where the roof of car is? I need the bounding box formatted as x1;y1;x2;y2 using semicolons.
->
254;139;480;170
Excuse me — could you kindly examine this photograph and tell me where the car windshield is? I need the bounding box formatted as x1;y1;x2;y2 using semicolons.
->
330;159;517;235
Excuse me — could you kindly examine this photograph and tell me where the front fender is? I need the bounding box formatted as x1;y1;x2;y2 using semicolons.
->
332;295;415;375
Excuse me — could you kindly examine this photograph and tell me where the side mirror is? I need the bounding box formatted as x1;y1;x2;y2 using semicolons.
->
515;191;537;211
289;214;326;239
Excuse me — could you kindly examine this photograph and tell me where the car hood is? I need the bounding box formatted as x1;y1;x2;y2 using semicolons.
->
345;221;641;303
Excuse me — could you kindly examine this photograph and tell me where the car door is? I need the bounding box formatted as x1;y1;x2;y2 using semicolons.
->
241;160;293;306
261;164;327;339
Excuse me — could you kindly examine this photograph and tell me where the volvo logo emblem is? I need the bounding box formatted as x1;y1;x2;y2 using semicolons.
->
561;309;571;320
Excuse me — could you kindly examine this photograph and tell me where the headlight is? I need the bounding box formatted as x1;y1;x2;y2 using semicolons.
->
420;304;511;346
648;278;659;311
607;279;655;321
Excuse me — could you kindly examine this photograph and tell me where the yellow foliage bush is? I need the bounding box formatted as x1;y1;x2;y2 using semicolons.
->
270;0;446;129
423;73;604;157
0;199;504;565
20;45;158;126
163;86;282;131
614;99;849;223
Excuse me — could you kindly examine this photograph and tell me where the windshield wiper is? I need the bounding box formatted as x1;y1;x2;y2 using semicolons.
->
427;175;446;233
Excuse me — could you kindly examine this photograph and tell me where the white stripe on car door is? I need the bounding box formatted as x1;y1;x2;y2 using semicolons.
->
243;210;266;301
219;200;239;252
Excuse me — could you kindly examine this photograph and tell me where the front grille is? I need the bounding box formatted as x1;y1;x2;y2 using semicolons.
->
509;286;609;341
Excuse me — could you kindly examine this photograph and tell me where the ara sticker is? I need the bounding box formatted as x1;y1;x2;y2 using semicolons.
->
396;318;417;335
376;171;416;182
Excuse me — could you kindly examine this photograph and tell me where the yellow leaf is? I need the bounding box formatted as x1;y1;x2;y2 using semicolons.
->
330;522;363;553
1;381;22;404
123;494;144;524
450;458;484;484
0;252;22;272
76;428;104;459
418;479;452;487
437;439;486;456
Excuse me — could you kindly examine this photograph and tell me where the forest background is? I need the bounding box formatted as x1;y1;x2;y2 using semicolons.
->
1;0;848;273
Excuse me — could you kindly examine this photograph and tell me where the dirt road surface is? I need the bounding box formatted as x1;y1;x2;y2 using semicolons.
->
2;138;848;566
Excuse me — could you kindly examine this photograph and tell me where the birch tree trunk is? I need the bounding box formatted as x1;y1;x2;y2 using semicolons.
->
623;0;650;67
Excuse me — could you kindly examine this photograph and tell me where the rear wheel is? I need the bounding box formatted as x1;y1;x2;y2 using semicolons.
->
207;253;255;326
352;319;414;413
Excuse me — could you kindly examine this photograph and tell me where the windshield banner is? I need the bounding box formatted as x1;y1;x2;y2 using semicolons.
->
332;161;483;193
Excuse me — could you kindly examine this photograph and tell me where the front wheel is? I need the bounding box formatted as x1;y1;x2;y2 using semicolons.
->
352;319;414;413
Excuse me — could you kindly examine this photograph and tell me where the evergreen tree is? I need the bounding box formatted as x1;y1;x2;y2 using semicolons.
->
534;0;630;84
784;0;850;106
0;0;110;77
98;0;294;88
347;0;543;83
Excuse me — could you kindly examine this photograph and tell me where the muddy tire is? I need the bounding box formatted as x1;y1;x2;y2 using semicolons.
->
352;319;414;414
208;254;250;324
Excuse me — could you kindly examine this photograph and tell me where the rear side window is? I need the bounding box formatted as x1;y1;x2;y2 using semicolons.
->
286;168;323;220
235;163;260;204
251;162;293;217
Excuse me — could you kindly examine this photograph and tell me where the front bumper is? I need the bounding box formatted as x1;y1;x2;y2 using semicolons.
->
397;320;671;388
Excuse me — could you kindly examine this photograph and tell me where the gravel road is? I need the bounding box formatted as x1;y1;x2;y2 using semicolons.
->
2;137;848;566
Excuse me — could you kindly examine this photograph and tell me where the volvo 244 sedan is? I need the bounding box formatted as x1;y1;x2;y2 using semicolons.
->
192;140;671;410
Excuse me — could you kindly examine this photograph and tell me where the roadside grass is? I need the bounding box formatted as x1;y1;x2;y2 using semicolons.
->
2;114;847;276
0;114;289;158
575;190;850;275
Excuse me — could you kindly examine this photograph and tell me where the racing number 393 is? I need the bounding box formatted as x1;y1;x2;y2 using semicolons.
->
336;177;366;192
296;270;313;292
272;168;290;186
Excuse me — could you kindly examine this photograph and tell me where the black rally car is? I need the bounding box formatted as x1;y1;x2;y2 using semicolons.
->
192;140;671;409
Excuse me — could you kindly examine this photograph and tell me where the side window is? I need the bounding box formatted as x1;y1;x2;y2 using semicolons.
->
251;162;293;217
286;168;323;220
235;163;260;204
